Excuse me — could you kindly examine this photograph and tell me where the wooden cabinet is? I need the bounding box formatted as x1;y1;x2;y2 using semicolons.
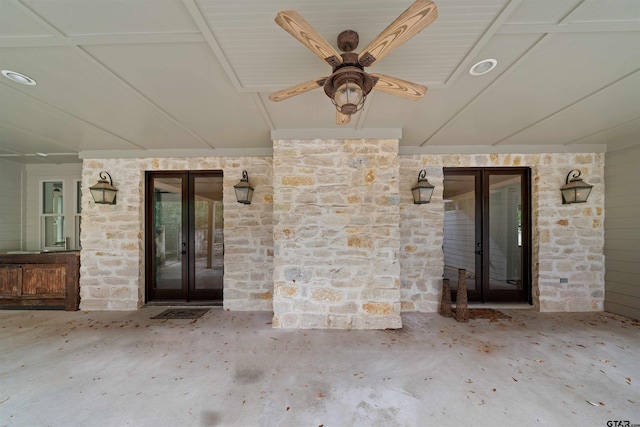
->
0;252;80;310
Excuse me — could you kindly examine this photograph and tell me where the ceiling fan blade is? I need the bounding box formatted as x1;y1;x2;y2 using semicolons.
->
336;111;351;125
275;10;343;67
268;77;327;102
371;73;427;100
358;0;438;67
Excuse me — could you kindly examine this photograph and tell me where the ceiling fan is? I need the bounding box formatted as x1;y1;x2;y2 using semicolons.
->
268;0;438;125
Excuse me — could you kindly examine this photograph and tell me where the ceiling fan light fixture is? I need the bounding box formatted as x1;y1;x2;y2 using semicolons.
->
1;69;37;86
469;58;497;76
334;81;364;114
324;66;373;116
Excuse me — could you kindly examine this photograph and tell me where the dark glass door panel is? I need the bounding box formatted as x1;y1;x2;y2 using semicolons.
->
443;172;481;301
443;168;530;303
189;173;223;300
146;171;223;302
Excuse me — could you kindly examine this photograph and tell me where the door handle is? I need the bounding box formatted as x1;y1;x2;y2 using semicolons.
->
181;250;187;254
475;250;482;255
181;242;186;254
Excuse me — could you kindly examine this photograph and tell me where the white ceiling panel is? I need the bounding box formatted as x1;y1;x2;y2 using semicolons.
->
0;45;212;149
364;33;543;145
571;118;640;151
496;71;640;146
1;0;639;163
0;85;140;151
22;0;200;36
423;31;640;146
85;42;269;149
505;0;582;25
0;123;80;154
567;0;640;23
0;0;57;38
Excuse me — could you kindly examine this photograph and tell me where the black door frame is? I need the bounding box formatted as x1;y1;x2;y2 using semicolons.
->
145;170;223;302
444;167;532;303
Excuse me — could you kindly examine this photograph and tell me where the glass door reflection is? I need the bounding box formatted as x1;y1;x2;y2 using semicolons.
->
152;176;185;295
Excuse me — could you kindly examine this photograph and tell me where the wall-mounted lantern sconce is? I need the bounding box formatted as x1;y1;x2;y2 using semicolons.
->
89;171;118;205
412;169;435;204
560;169;593;204
234;170;254;204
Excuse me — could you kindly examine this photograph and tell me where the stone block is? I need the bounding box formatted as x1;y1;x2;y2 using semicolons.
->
362;302;393;315
311;288;343;302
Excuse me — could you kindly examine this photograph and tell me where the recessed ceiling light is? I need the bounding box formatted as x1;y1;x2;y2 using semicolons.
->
1;69;37;86
469;59;497;76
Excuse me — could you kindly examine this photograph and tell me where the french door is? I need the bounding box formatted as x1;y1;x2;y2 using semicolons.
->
145;171;223;302
443;168;531;303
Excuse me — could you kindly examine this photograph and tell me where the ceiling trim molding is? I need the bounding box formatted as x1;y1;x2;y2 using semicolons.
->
8;0;63;36
566;117;640;146
443;0;524;87
420;32;551;147
0;33;205;48
6;0;214;151
271;128;402;141
181;0;244;92
0;81;146;149
400;144;606;155
251;93;275;130
498;22;640;35
79;148;274;159
0;119;80;152
72;45;216;149
493;68;640;146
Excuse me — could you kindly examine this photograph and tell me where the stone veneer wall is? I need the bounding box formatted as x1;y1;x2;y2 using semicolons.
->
399;153;605;312
79;157;273;310
78;151;604;317
272;139;402;329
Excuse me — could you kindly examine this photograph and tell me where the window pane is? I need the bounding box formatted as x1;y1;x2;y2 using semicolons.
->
43;216;65;247
193;176;223;292
43;182;63;214
153;177;183;290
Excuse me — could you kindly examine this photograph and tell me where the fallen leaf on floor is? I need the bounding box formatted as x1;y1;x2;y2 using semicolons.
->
626;377;631;385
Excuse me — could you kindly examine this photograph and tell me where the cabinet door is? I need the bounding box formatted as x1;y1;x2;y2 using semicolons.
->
0;265;21;295
21;265;66;295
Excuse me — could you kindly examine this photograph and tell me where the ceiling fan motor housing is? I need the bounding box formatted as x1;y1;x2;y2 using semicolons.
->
337;30;359;52
323;51;376;115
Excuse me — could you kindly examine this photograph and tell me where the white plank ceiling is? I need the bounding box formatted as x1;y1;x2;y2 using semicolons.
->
0;0;638;163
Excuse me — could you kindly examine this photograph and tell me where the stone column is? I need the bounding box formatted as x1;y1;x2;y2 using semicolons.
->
272;139;402;329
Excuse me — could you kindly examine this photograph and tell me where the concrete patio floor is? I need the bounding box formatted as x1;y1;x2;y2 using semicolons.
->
1;308;638;427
